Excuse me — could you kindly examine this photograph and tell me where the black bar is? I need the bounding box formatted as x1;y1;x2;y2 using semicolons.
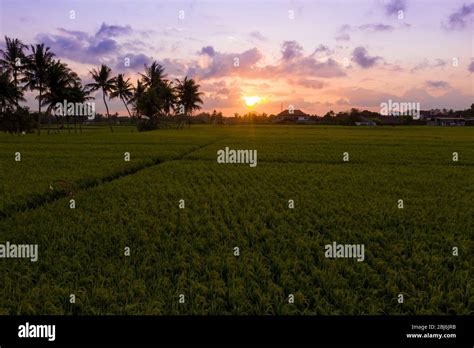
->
0;315;472;346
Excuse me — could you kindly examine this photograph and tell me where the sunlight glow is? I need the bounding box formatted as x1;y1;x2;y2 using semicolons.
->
243;95;263;107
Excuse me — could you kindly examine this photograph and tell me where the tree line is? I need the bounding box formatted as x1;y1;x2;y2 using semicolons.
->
0;36;203;134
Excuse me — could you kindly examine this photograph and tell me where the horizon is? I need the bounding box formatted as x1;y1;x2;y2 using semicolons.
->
1;0;473;116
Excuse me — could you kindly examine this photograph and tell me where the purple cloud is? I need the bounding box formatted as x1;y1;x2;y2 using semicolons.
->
359;23;394;32
351;47;382;68
335;25;351;41
267;57;346;79
384;0;406;16
468;61;474;73
311;44;334;56
200;46;216;57
335;33;350;41
188;41;345;81
188;47;263;79
88;39;118;55
281;41;303;61
116;53;152;71
96;23;132;37
34;22;143;66
288;78;325;89
411;58;447;72
444;3;474;30
250;31;267;41
425;80;451;89
57;28;90;41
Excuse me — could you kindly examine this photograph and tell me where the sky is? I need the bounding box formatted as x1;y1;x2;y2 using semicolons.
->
0;0;473;116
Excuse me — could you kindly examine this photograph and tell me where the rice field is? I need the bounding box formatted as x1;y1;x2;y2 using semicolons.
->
0;125;472;314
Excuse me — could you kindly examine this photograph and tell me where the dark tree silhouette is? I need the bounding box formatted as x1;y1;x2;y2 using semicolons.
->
110;73;133;117
175;76;203;128
87;64;116;132
42;60;81;133
130;79;145;119
24;43;55;135
0;36;28;108
140;61;167;90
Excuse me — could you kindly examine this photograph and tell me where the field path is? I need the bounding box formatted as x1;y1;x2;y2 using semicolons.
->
0;136;227;219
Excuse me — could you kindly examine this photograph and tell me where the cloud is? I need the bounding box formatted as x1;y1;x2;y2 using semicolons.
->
425;80;451;90
402;87;473;109
269;60;346;79
36;31;120;65
189;41;346;81
331;87;397;107
336;98;350;105
35;22;140;65
199;46;216;57
57;28;90;41
188;47;263;79
96;23;132;37
411;58;447;72
115;53;152;71
383;0;406;16
281;41;303;61
336;21;406;40
335;25;351;41
201;81;241;109
88;38;118;55
351;47;382;68
288;78;325;89
443;3;474;30
335;33;350;41
311;44;334;57
329;84;472;110
358;23;394;32
469;61;474;73
250;31;267;41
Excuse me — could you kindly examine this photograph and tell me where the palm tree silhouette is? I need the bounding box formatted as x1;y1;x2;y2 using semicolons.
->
110;73;133;117
140;61;166;90
87;64;116;132
42;60;80;133
130;79;145;119
0;36;28;108
175;76;203;127
68;80;92;133
0;71;25;113
160;80;177;117
24;43;55;135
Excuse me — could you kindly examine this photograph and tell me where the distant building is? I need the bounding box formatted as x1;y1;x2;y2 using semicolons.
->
374;115;403;125
426;117;466;126
355;116;376;126
273;109;311;123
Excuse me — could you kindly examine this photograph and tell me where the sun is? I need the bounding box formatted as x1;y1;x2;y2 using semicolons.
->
243;95;262;107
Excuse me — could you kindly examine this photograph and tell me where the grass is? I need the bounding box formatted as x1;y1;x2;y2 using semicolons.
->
0;125;472;314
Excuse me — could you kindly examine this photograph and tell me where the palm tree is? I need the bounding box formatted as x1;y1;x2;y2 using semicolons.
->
0;36;27;108
160;80;177;117
130;79;145;119
175;77;203;127
0;71;25;113
67;81;92;133
87;64;116;132
140;61;166;90
42;60;80;133
110;74;133;117
24;43;55;135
